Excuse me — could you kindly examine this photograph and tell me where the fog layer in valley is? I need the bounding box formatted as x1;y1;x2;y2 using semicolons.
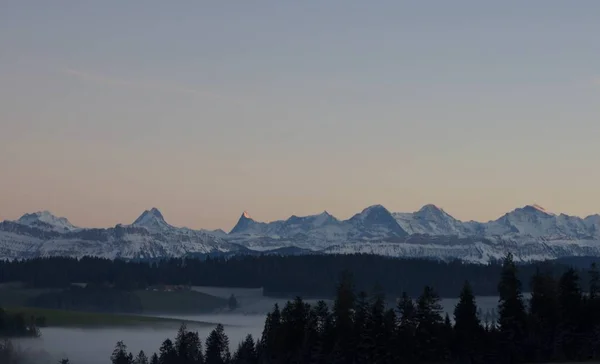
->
14;289;503;364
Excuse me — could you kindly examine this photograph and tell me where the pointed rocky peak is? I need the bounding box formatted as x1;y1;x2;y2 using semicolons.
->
310;210;337;224
230;211;259;234
317;210;337;220
132;207;171;231
415;204;453;219
18;211;78;232
350;204;407;237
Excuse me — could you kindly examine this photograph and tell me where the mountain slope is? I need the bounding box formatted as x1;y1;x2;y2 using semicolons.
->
3;204;600;263
0;209;243;260
393;204;469;236
17;211;78;232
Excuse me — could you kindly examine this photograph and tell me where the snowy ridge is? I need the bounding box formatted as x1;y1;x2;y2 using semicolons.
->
0;209;244;260
2;204;600;262
18;211;78;232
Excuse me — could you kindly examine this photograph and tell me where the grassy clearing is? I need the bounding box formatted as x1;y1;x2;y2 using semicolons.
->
134;289;227;314
3;306;206;328
0;286;228;314
0;288;61;307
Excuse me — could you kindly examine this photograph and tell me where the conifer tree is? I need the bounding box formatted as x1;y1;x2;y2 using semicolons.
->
454;281;481;363
396;292;417;362
159;339;178;364
529;269;559;362
135;350;149;364
311;300;333;364
353;291;370;364
382;308;398;363
332;271;356;364
415;285;444;362
205;324;230;364
259;304;281;364
557;268;583;360
497;253;528;364
175;323;204;364
111;341;134;364
586;263;600;359
232;335;257;364
368;289;386;364
589;263;600;299
279;297;310;363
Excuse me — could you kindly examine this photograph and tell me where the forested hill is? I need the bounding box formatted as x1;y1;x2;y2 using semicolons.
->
1;254;593;298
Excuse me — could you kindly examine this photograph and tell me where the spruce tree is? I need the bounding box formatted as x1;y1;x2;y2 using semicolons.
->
382;308;398;364
332;271;355;364
159;339;178;364
368;289;386;364
259;304;281;364
396;292;416;362
454;281;481;363
205;324;231;364
354;291;370;364
497;253;528;364
529;269;558;362
111;341;134;364
415;285;444;362
589;263;600;299
586;263;600;359
135;351;149;364
232;335;257;364
557;268;583;360
311;300;333;364
175;323;204;364
279;297;310;363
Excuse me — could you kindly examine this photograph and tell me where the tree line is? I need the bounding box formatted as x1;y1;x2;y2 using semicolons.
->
7;254;597;364
0;254;583;297
4;253;600;363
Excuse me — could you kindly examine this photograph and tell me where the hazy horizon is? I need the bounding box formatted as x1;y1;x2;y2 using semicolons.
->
2;1;600;230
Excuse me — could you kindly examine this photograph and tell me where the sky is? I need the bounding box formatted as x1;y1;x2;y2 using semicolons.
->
1;1;600;230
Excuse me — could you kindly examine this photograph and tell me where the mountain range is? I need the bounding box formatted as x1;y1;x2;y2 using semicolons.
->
2;204;600;263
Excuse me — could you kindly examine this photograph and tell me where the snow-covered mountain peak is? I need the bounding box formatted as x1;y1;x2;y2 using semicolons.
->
393;205;468;236
230;211;260;234
484;204;561;237
17;211;78;232
354;204;387;218
350;205;407;237
418;204;442;212
523;204;554;216
415;204;451;219
132;208;171;231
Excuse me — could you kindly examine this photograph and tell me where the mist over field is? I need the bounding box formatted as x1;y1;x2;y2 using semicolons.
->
12;292;503;364
15;320;263;364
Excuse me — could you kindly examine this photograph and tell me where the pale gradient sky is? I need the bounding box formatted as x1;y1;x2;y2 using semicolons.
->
1;1;600;230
